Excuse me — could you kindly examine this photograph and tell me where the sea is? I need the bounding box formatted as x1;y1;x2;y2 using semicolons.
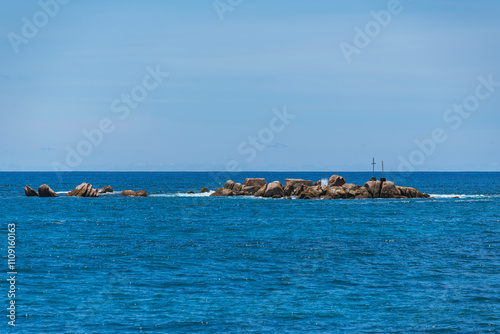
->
1;171;499;333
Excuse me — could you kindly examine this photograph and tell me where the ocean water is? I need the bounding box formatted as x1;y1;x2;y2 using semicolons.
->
1;171;499;333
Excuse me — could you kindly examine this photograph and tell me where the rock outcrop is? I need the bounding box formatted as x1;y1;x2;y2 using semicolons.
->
66;183;99;197
24;185;39;197
99;186;114;194
200;187;210;193
24;183;150;199
38;184;58;198
206;175;429;200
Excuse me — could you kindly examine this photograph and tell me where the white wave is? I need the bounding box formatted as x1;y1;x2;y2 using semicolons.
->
430;194;497;199
321;178;329;186
150;191;216;198
99;191;121;195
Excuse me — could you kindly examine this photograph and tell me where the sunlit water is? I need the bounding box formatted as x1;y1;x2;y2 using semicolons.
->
1;172;499;333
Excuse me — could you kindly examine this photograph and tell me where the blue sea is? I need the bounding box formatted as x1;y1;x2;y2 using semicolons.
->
1;172;499;333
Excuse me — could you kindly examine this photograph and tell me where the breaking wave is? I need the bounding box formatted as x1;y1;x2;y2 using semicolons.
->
430;194;499;199
150;191;216;198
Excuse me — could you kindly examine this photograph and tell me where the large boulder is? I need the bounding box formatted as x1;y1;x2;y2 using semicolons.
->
284;179;313;196
254;185;267;197
342;183;361;198
325;186;348;199
264;181;284;198
354;187;372;199
99;186;114;194
24;185;38;197
241;185;261;195
66;183;99;197
380;181;401;198
135;190;148;197
364;180;382;198
328;175;346;187
244;178;267;188
297;185;325;199
396;186;428;198
223;180;236;190
122;190;136;196
121;190;148;197
232;183;243;193
38;184;58;198
200;187;210;193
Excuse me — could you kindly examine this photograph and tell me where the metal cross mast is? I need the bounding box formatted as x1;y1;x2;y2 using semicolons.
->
372;158;376;179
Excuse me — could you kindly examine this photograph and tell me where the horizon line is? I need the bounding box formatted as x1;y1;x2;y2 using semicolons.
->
1;170;499;173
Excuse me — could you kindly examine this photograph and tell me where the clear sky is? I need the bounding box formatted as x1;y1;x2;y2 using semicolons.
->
1;0;499;171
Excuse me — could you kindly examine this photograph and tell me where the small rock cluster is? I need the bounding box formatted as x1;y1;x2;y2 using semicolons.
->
24;184;59;197
186;187;211;194
209;175;429;200
24;183;148;198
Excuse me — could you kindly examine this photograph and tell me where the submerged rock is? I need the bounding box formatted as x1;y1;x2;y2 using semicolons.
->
187;191;195;194
38;184;58;198
24;185;39;197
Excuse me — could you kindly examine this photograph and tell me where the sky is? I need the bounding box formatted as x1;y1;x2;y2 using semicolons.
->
1;0;499;171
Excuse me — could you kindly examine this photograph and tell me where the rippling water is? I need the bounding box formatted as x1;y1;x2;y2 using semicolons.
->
1;172;499;333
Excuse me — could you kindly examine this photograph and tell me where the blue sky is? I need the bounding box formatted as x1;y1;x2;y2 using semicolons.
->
1;0;499;171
